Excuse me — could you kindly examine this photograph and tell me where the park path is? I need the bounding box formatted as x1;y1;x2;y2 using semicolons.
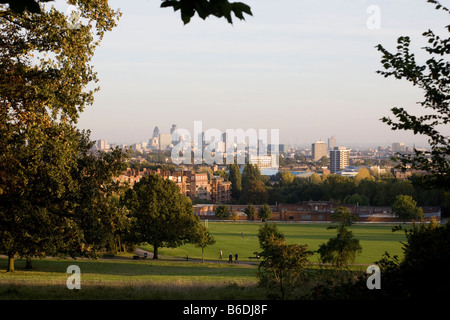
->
133;247;258;266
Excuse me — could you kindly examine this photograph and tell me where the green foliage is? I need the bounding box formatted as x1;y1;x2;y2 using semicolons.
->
214;204;230;219
192;225;216;262
0;0;121;271
258;204;272;222
257;222;285;252
280;170;294;186
257;223;311;299
161;0;252;24
391;194;424;222
318;207;362;268
240;180;268;205
244;203;257;219
376;0;450;189
123;175;200;259
228;163;242;200
241;163;261;189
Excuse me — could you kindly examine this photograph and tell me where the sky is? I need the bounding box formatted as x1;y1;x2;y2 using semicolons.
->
62;0;449;148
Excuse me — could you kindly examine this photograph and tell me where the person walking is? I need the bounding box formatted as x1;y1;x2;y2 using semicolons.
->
234;253;239;263
228;253;233;263
219;249;223;260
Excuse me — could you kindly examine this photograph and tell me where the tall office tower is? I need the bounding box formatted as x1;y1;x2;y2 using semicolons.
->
153;126;160;138
329;147;350;173
328;135;336;150
392;142;406;152
97;139;107;151
312;141;328;161
170;124;179;144
159;133;172;150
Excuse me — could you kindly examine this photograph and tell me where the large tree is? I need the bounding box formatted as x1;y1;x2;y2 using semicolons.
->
391;194;424;223
317;207;362;268
376;0;449;189
0;1;121;271
124;174;200;259
257;223;311;300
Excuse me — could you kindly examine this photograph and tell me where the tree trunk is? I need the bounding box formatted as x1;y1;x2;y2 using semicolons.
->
25;256;32;269
7;252;15;272
153;245;159;259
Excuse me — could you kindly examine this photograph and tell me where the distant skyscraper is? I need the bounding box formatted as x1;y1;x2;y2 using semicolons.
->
170;124;178;144
330;147;350;173
312;141;327;161
159;133;172;150
153;126;160;139
392;142;406;152
97;139;107;151
328;135;336;150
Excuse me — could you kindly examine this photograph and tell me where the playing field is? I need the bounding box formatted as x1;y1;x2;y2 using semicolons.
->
142;221;407;265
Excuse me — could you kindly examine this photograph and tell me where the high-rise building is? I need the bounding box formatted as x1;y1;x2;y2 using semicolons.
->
159;133;172;150
330;147;350;173
328;135;336;150
392;142;406;152
312;141;327;161
170;124;178;144
97;139;107;151
153;126;160;139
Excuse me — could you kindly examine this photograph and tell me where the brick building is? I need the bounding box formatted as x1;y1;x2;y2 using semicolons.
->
193;201;441;223
114;168;231;203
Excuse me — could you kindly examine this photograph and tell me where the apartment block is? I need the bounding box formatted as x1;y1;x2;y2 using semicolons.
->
312;141;327;161
329;147;350;173
114;168;231;204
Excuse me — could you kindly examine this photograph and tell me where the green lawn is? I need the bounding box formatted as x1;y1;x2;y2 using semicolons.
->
0;256;261;299
0;222;407;299
146;221;406;265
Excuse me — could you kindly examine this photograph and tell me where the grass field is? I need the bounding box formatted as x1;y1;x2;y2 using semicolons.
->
0;222;407;299
143;221;407;265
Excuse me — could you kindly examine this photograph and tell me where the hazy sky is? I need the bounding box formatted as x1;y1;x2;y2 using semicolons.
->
69;0;449;147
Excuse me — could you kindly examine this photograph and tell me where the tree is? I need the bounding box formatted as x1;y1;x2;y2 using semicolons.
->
214;204;230;219
343;193;370;206
354;168;373;184
257;223;311;299
228;163;242;200
323;175;355;203
257;222;285;252
0;0;120;271
160;0;252;25
240;180;268;205
241;163;262;190
391;194;424;223
317;207;361;268
193;225;216;263
310;173;322;184
258;203;272;222
376;0;450;189
1;0;252;25
244;203;257;220
124;174;200;259
280;170;294;186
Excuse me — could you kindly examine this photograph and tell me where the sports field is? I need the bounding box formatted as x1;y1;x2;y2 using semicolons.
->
142;221;407;265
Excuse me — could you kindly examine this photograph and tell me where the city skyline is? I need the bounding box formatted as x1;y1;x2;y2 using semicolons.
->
70;0;449;147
